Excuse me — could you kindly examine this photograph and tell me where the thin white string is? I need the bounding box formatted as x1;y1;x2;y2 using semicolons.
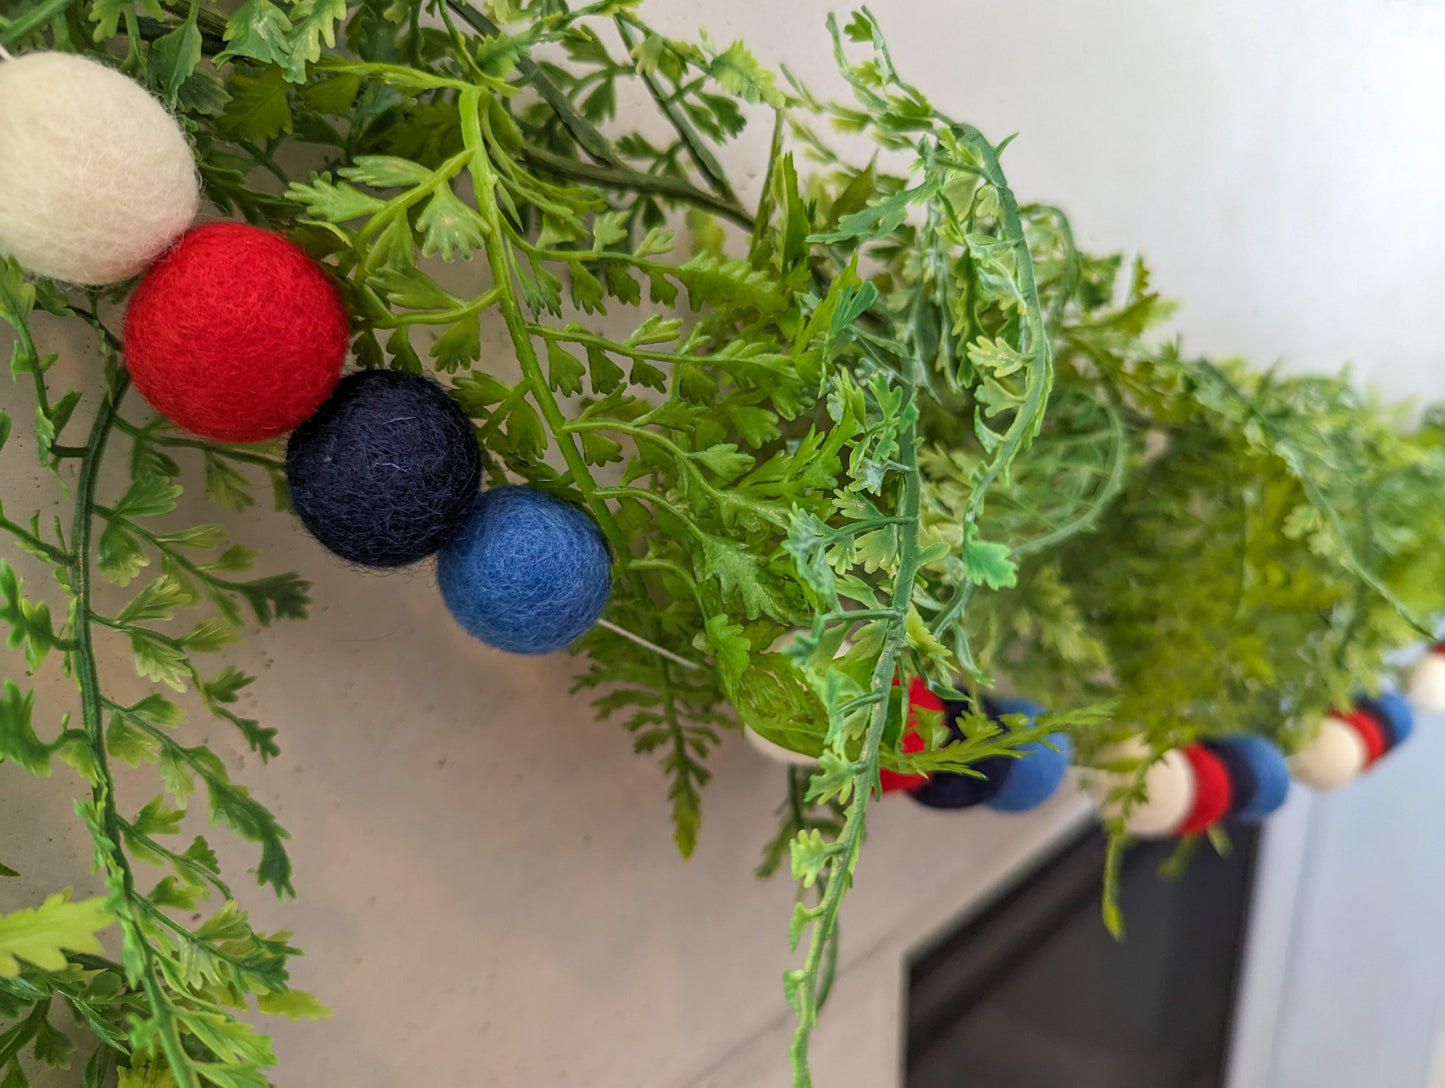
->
0;45;14;62
596;618;706;671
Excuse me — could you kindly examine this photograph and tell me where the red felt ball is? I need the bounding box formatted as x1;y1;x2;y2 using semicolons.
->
1342;709;1388;767
123;223;348;442
880;677;938;794
1176;744;1232;836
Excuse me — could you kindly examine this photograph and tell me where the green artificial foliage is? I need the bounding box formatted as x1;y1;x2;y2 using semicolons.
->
1;1;1443;1085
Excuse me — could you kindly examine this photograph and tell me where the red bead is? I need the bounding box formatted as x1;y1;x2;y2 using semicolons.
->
124;223;348;442
1175;744;1232;836
880;677;939;794
1341;708;1388;767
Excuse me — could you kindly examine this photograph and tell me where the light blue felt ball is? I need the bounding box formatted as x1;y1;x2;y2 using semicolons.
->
437;486;611;655
986;698;1072;813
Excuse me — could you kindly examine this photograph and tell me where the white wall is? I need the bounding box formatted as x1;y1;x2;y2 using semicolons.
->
4;2;1445;1086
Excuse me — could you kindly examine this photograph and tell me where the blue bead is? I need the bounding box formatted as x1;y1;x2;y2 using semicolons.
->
1356;691;1414;750
986;699;1070;813
437;486;611;655
1207;735;1290;821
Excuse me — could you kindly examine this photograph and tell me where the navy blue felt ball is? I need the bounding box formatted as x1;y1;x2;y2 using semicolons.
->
909;699;1014;810
1207;735;1290;821
1357;691;1415;751
987;698;1072;813
285;370;482;568
436;485;611;655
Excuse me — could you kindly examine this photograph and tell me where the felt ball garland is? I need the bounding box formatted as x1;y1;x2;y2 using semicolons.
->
124;223;348;442
437;485;612;655
1357;692;1414;751
1089;742;1197;838
1206;735;1290;821
0;52;198;285
1290;714;1368;790
1174;745;1232;836
286;370;483;568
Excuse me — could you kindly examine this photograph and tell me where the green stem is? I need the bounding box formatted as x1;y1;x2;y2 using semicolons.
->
519;145;754;228
70;373;199;1088
613;15;742;209
445;0;623;168
0;0;76;46
788;412;923;1088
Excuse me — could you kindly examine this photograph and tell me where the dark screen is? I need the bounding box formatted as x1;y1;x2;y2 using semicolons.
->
907;825;1259;1088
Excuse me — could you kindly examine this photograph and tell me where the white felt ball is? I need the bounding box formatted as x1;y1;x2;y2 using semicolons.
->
1289;715;1367;791
743;725;817;766
0;52;198;284
1405;650;1445;714
1085;739;1197;838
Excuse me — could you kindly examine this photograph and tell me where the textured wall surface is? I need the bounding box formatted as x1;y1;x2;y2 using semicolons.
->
2;2;1444;1086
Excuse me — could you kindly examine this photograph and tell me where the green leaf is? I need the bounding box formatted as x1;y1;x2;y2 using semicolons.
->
218;65;293;141
546;342;586;396
0;893;113;977
504;401;547;463
218;0;294;70
151;18;203;102
417;186;488;261
97;524;148;585
585;345;624;395
429;318;481;372
0;682;52;777
287;175;384;222
106;716;160;768
204;453;255;512
130;633;191;693
337;155;435;189
960;524;1018;589
451;372;511;414
699;534;791;622
114;476;182;520
256;989;332;1020
580;431;623;466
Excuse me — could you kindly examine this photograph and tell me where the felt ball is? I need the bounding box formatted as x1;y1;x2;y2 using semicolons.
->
988;698;1072;814
910;698;1014;810
1087;740;1197;838
1404;645;1445;714
123;223;348;442
1206;735;1290;821
880;677;936;794
1289;714;1367;791
285;371;482;568
1175;744;1233;836
1356;692;1414;751
0;52;198;284
437;485;611;655
743;725;817;766
1340;709;1387;767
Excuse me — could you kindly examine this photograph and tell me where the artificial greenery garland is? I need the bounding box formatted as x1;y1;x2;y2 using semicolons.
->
2;2;1443;1086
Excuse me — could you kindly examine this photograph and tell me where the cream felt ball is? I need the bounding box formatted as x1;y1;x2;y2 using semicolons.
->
0;52;198;285
1086;740;1197;838
1289;714;1368;791
1405;646;1445;714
